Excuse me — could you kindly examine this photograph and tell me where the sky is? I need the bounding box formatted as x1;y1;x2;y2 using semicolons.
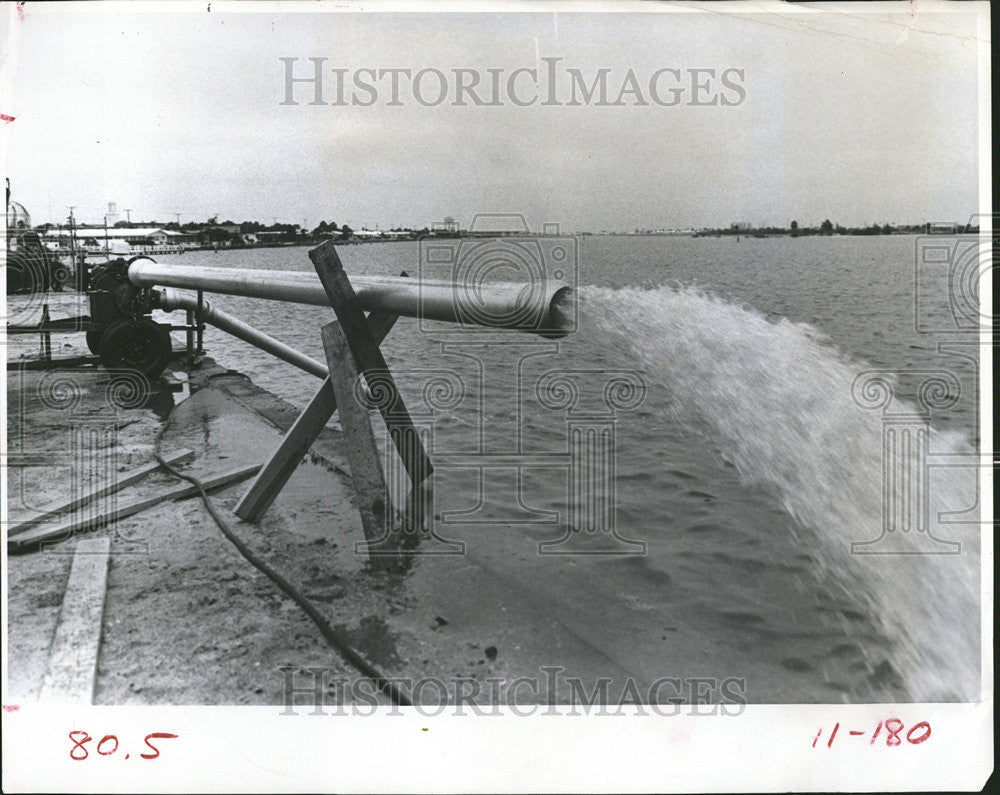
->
1;1;987;232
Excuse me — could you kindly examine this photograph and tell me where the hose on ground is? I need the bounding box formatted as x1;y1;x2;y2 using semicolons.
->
153;405;412;707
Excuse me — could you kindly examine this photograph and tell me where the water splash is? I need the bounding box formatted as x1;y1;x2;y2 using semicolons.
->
580;284;981;701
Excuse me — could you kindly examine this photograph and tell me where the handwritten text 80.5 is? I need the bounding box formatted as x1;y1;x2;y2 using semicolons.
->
68;731;178;761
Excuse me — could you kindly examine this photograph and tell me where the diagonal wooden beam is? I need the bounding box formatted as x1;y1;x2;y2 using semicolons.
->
233;377;338;523
309;241;432;487
232;280;406;524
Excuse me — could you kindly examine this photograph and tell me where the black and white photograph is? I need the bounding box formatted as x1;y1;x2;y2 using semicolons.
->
1;1;993;791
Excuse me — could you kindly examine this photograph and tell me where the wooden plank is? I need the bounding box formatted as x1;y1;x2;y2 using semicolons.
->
322;321;396;570
233;377;337;522
39;537;111;703
233;303;403;523
7;449;195;536
9;463;261;551
6;355;102;371
7;350;190;371
309;241;433;486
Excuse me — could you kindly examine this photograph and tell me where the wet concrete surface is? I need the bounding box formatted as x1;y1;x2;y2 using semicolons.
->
6;356;842;707
7;358;710;706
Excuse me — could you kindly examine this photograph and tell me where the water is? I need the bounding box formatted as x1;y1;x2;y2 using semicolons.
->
580;283;979;702
7;235;982;701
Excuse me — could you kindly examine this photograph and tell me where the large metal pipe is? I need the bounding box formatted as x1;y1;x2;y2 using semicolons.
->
129;260;574;336
154;287;328;378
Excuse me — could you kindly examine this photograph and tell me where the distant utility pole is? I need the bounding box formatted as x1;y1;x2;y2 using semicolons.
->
124;208;132;223
66;206;76;262
173;213;181;225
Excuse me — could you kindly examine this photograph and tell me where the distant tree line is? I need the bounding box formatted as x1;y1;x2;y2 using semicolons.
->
100;216;440;246
695;219;932;238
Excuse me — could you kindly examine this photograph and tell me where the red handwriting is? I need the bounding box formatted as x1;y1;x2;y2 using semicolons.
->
16;2;24;21
1;114;15;124
69;731;178;761
813;719;931;748
1;704;20;712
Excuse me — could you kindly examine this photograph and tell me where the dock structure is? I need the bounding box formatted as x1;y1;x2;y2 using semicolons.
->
123;241;572;567
8;241;574;568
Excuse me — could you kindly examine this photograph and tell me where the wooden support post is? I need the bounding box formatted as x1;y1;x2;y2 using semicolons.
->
195;289;205;355
40;303;52;362
309;241;433;487
233;305;402;523
322;321;397;570
40;537;111;703
185;307;195;359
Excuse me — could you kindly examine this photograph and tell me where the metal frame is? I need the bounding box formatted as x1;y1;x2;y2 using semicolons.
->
182;289;207;363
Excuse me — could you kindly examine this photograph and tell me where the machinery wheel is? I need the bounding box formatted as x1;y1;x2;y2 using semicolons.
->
5;249;48;295
48;255;70;292
97;318;173;377
85;327;106;355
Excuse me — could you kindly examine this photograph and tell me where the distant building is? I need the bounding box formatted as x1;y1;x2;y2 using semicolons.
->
730;221;752;232
925;222;961;234
41;226;195;253
165;229;200;246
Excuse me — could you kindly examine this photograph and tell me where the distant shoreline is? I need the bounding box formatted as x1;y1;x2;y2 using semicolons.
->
50;229;972;261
